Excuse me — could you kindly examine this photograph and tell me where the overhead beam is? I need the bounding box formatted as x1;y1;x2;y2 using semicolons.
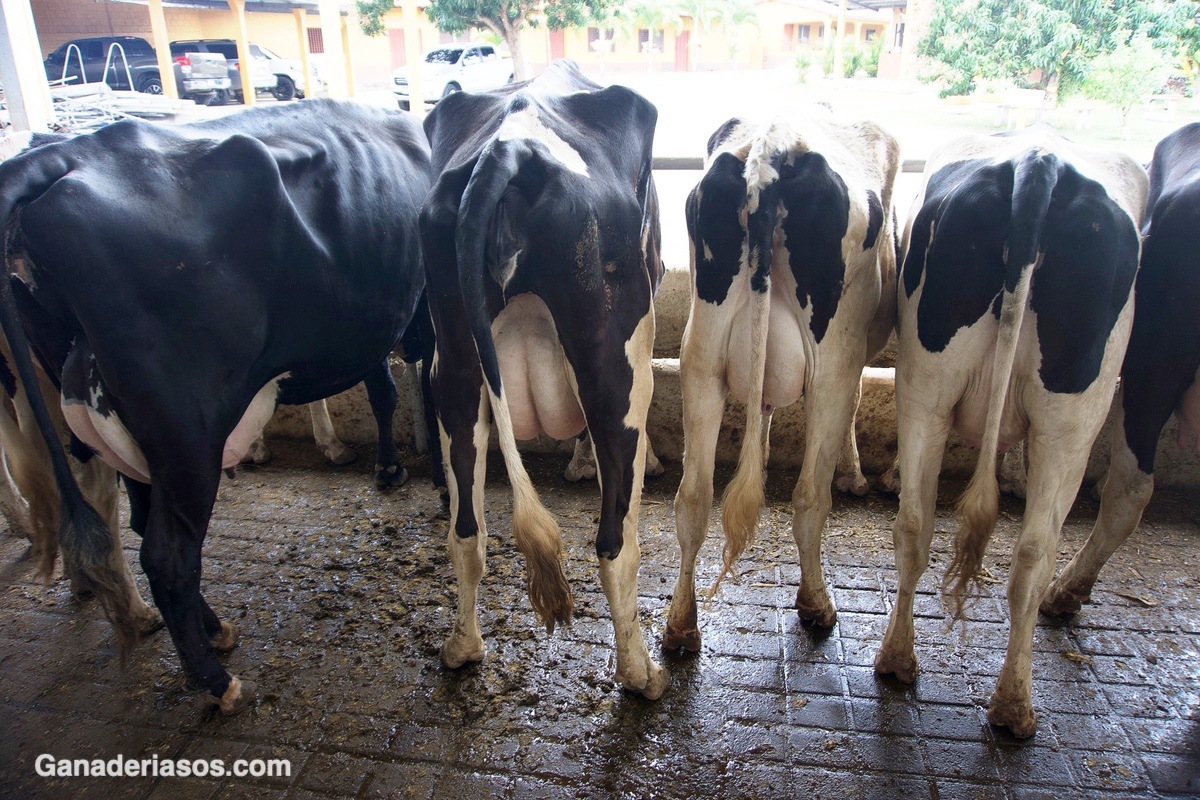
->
0;0;54;131
227;0;256;105
147;0;180;99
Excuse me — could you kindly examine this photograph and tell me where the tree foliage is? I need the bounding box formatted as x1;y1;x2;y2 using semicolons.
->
1082;35;1170;125
919;0;1200;97
425;0;613;77
356;0;395;37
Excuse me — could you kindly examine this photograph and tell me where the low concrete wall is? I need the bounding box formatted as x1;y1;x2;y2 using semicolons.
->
263;296;1200;489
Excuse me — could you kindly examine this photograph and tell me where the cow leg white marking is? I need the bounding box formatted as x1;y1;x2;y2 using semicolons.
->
791;359;862;628
998;439;1028;499
1042;400;1151;617
564;433;597;482
875;395;951;683
833;375;870;496
600;309;666;698
666;360;726;651
308;400;356;465
989;428;1092;738
442;386;489;668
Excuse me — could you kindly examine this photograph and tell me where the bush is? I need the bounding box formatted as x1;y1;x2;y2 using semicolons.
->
864;39;883;77
822;45;835;77
1082;34;1169;126
795;51;813;82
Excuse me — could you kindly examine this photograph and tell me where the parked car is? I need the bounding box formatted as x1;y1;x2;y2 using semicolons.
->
169;39;316;103
43;36;230;104
391;44;514;110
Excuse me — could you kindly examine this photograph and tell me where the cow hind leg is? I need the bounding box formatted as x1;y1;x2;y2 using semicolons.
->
1042;397;1156;617
434;358;491;668
585;314;667;698
792;364;862;629
666;366;726;652
139;469;254;714
989;429;1093;738
363;362;407;489
998;440;1028;499
875;402;950;683
308;400;356;465
833;376;870;496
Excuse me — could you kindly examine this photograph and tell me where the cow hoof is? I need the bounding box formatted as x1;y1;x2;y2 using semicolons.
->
874;647;919;683
441;634;485;669
835;473;870;496
644;459;666;479
662;623;701;653
563;461;597;483
795;588;837;630
375;465;409;490
324;442;357;466
136;607;165;636
988;696;1037;738
210;621;239;653
878;468;900;495
243;441;272;465
1040;585;1086;618
618;660;669;700
211;676;257;716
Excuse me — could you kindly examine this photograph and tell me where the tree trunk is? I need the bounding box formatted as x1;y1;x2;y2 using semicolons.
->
505;23;526;80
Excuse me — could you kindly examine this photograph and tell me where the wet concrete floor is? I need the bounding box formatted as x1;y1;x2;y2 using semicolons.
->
0;440;1197;799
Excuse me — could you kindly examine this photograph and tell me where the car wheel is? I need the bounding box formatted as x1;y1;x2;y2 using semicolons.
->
138;75;163;95
271;75;296;101
295;89;306;99
441;83;461;99
209;89;231;106
398;99;410;111
507;74;515;84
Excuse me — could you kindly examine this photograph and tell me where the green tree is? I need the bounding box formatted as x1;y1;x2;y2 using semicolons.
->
356;0;396;37
919;0;1200;98
424;0;613;79
1082;35;1169;129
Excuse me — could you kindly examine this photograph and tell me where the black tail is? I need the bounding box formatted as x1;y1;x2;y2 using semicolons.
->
0;145;140;660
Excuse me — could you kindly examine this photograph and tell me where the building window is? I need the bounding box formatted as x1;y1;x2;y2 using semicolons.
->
637;28;664;53
307;27;324;54
816;23;824;40
864;28;877;43
798;24;811;44
894;22;905;49
587;27;614;45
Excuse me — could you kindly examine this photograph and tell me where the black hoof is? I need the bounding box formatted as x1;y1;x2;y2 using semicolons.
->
375;465;409;490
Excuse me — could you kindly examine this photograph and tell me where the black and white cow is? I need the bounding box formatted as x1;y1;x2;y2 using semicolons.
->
1040;123;1200;617
421;61;668;697
0;99;431;713
665;112;899;649
873;126;1146;737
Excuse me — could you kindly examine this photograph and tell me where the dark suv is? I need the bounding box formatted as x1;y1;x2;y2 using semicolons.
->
43;36;230;104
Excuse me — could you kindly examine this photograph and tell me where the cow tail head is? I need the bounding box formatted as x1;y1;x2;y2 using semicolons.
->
454;140;573;633
945;150;1061;619
0;146;141;661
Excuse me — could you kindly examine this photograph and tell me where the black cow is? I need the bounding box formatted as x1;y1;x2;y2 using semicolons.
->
0;99;431;713
873;126;1146;737
420;61;668;697
1041;123;1200;617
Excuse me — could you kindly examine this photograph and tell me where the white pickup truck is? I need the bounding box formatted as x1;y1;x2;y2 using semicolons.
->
392;44;514;109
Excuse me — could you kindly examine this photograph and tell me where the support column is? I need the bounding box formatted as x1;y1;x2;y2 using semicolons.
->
147;0;179;99
293;8;314;98
318;0;348;97
833;0;846;79
401;0;424;114
227;0;256;105
0;0;54;130
340;15;356;97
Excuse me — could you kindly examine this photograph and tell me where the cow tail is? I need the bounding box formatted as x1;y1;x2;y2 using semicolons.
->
0;152;140;660
712;135;783;597
944;150;1060;618
455;140;573;633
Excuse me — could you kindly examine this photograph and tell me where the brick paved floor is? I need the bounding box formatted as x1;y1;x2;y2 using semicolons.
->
0;441;1197;799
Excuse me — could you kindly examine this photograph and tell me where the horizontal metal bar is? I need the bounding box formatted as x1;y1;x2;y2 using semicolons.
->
651;156;927;173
